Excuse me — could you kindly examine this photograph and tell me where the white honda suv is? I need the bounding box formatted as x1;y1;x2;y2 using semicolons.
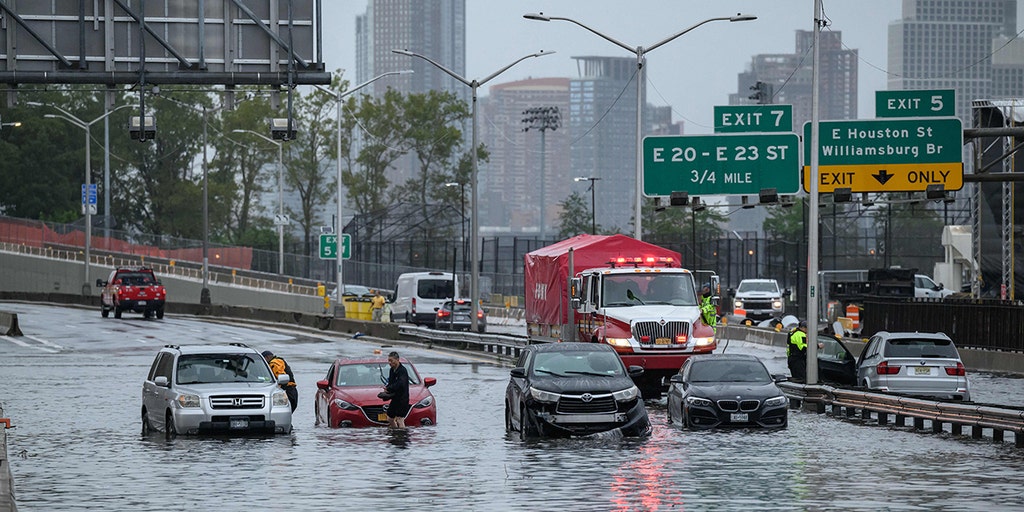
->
141;343;293;437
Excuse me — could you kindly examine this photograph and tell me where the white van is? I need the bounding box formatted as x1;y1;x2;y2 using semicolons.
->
392;271;458;327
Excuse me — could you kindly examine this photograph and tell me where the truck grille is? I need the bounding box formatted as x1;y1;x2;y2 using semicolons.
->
741;300;773;310
210;395;266;409
633;321;689;342
556;394;617;414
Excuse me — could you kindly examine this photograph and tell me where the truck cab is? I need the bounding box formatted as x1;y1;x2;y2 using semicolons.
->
731;278;786;323
571;264;717;397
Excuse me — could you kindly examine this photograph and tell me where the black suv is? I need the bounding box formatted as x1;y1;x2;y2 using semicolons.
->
504;342;651;439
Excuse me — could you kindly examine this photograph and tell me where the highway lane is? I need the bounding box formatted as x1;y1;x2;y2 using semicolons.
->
2;302;1023;511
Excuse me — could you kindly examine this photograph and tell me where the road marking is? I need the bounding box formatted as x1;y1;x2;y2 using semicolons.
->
1;335;59;353
22;334;64;350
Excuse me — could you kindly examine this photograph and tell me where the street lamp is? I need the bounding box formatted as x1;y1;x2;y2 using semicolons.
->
392;48;554;332
525;12;756;240
574;176;601;235
233;129;285;274
313;70;411;313
522;106;561;240
28;101;133;296
444;182;467;270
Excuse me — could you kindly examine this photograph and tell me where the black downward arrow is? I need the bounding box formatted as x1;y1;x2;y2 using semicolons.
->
873;169;894;185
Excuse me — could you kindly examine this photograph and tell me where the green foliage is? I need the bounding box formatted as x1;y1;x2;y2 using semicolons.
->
763;199;805;240
557;191;597;237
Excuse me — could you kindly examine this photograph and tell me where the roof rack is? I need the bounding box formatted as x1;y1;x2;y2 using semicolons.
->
229;342;250;348
164;344;180;349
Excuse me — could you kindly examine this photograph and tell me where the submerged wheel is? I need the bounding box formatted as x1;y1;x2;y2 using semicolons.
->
504;402;512;433
141;409;151;436
519;405;539;440
165;411;177;440
156;307;164;319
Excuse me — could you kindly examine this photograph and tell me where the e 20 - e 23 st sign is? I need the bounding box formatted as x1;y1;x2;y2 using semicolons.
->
642;133;800;197
802;117;963;193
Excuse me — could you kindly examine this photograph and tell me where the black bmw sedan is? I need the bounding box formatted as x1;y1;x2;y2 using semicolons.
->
666;354;789;429
505;342;651;439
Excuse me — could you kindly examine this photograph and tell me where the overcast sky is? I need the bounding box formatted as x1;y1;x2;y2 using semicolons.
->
319;1;914;134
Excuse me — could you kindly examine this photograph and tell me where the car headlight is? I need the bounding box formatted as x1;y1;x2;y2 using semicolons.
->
332;398;358;410
692;336;715;347
605;338;632;347
529;387;561;403
764;395;788;407
413;396;434;409
612;385;639;402
772;300;783;309
273;391;289;407
734;300;743;309
685;396;713;407
177;394;200;408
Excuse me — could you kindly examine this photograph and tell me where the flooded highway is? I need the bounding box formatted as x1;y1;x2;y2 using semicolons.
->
2;302;1023;511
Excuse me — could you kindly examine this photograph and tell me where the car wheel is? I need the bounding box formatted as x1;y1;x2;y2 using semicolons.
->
156;307;164;319
680;407;691;430
519;404;539;440
141;409;151;436
165;411;177;440
327;408;334;428
114;307;122;319
504;401;512;432
143;309;153;319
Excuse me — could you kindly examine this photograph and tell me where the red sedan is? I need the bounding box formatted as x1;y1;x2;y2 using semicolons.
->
315;357;437;428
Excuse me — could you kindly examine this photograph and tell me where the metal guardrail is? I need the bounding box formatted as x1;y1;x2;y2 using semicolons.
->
782;382;1024;448
397;324;528;362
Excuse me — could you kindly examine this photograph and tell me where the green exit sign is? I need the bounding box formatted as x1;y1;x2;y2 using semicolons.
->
319;233;351;260
876;89;955;117
643;133;800;196
713;105;793;133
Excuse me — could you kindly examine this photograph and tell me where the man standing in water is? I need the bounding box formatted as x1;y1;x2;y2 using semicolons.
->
383;351;410;429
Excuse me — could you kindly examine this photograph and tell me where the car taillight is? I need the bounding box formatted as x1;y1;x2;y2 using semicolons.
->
944;362;966;376
411;297;416;314
477;310;484;319
437;309;450;318
876;361;901;375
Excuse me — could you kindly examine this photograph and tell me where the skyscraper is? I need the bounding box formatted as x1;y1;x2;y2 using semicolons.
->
889;0;1023;125
478;78;571;234
570;56;642;233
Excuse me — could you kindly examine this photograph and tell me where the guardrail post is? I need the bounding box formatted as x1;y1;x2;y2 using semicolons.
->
913;417;925;430
895;413;906;426
993;429;1004;443
931;420;943;434
972;426;984;440
877;411;888;426
951;423;963;436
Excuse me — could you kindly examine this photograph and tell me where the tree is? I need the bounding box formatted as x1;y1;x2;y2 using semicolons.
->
763;199;805;240
287;88;336;259
345;88;407;218
557;191;596;238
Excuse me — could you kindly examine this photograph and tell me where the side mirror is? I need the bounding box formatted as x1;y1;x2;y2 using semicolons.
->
570;298;581;309
510;367;526;379
727;288;735;296
154;376;169;387
423;377;437;388
773;374;789;383
783;288;791;297
627;365;645;378
937;283;945;290
277;374;291;385
96;279;106;287
316;379;329;391
669;374;685;384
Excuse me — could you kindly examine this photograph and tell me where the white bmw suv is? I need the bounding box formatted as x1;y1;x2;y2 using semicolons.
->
141;343;293;437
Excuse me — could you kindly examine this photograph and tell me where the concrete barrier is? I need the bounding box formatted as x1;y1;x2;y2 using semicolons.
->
0;405;15;512
0;312;21;336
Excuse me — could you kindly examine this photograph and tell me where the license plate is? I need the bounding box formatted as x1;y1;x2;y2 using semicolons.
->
456;315;469;321
138;301;147;305
654;337;671;345
914;367;931;375
730;413;748;422
229;418;249;429
377;413;388;422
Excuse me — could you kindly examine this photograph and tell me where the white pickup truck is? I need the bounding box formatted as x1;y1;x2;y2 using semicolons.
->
731;279;786;322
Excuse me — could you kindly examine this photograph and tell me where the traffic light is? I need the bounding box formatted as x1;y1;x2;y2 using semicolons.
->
748;81;773;104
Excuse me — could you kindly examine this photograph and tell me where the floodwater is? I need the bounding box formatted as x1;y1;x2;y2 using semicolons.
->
2;303;1023;511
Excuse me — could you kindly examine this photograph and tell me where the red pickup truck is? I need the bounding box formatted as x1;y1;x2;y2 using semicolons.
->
96;267;167;319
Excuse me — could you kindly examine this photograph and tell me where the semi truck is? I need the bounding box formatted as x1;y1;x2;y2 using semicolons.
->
524;234;718;397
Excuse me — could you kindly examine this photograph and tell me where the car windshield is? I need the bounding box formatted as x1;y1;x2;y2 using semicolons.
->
737;281;778;293
176;353;274;384
334;363;420;387
343;285;372;296
689;360;772;383
531;351;623;377
603;274;697;307
884;338;959;358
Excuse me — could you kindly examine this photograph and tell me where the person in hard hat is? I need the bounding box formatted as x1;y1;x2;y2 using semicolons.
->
787;321;824;383
699;283;717;330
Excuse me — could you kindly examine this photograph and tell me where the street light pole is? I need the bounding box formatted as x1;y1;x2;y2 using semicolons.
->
525;12;756;240
444;182;467;269
28;101;133;296
522;106;561;240
574;176;601;235
393;48;554;332
233;129;285;274
314;70;411;314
